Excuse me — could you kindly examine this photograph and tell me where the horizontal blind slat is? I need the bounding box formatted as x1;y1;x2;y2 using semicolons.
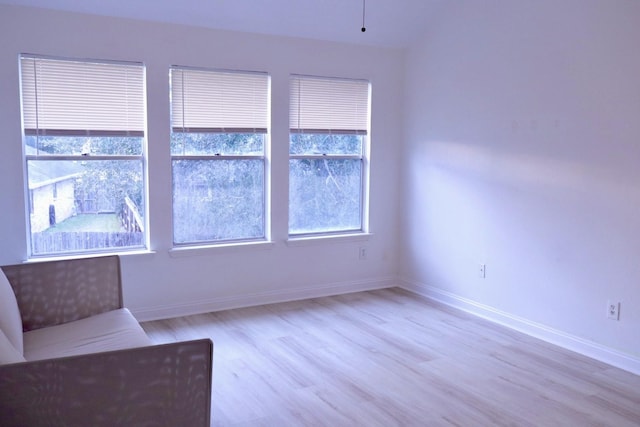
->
171;68;269;131
290;75;369;134
20;57;145;134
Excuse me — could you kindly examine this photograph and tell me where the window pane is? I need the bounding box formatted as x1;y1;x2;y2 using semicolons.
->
289;134;362;155
27;159;144;255
173;159;264;244
289;159;362;234
171;133;264;156
25;135;143;156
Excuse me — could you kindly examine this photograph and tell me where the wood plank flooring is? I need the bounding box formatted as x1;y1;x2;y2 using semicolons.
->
141;288;640;426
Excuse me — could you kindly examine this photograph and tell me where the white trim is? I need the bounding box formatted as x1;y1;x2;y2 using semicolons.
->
169;240;275;258
286;232;372;247
399;278;640;376
27;249;156;263
132;275;395;322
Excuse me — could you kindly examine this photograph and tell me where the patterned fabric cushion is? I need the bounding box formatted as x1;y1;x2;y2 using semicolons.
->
0;269;23;354
23;308;152;361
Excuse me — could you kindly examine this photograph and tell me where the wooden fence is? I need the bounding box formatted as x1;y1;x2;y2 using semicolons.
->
32;232;143;254
121;196;144;232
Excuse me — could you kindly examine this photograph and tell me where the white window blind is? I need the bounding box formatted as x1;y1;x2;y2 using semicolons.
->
171;67;269;133
20;56;145;136
290;75;369;135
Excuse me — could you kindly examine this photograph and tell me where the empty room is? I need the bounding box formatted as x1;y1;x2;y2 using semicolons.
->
1;0;639;425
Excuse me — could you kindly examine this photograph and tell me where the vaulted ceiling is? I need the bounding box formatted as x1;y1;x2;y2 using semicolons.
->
0;0;448;48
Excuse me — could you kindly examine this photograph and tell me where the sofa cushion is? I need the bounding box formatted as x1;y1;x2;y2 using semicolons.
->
0;328;26;365
0;268;23;354
23;308;152;361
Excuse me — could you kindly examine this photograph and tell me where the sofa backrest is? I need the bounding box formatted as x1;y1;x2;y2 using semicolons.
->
1;256;123;332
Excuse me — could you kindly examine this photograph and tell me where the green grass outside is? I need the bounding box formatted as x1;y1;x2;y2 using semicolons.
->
45;213;124;233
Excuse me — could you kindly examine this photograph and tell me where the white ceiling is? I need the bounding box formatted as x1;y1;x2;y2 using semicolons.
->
0;0;447;48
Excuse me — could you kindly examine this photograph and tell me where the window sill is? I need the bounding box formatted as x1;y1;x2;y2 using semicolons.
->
27;249;156;263
169;240;275;258
286;232;372;247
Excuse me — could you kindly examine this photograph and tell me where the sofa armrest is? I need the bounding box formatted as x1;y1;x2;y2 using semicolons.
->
1;255;123;332
0;339;213;427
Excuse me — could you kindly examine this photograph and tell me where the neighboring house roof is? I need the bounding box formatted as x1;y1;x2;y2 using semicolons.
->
25;145;82;189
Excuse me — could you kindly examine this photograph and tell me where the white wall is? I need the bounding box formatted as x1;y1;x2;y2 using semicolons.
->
401;0;640;372
0;5;403;319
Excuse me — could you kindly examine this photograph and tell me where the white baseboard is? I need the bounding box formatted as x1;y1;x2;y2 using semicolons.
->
399;278;640;376
132;276;396;322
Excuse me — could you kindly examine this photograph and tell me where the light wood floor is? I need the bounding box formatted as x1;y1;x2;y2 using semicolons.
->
141;288;640;426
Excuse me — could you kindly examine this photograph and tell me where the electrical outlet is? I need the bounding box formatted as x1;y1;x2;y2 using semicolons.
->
478;264;486;279
607;301;620;321
358;247;367;260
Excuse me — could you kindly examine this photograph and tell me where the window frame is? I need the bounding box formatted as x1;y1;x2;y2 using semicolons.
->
169;66;270;247
288;74;371;238
19;54;148;258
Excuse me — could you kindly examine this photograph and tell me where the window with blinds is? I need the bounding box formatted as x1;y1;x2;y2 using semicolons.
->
170;67;269;245
19;55;147;257
288;75;370;236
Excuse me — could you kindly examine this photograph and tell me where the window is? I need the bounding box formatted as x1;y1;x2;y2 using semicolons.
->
170;67;269;245
20;55;146;256
289;75;370;235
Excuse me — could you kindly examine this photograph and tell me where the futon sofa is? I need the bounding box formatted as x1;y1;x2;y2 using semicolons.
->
0;255;213;427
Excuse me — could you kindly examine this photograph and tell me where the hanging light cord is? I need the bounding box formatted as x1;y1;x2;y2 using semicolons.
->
361;0;366;32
